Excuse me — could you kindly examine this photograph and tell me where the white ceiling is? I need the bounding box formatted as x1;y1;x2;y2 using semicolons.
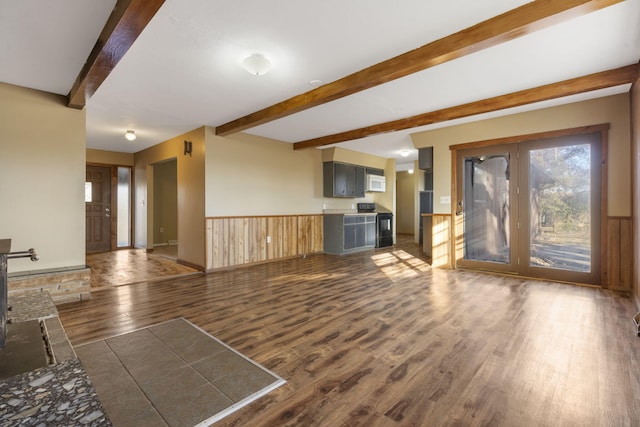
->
1;0;639;171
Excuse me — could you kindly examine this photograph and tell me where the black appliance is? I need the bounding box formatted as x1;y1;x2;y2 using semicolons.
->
357;203;393;248
376;212;393;248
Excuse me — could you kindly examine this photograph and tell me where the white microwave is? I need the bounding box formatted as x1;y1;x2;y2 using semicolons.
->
366;174;386;192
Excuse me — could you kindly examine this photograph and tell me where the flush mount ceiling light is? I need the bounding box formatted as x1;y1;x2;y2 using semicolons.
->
243;53;271;76
400;150;410;157
125;130;136;141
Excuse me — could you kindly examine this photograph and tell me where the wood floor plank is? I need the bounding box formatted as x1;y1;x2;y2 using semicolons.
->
58;237;640;426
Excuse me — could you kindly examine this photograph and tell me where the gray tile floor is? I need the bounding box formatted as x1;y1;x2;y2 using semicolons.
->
75;318;285;427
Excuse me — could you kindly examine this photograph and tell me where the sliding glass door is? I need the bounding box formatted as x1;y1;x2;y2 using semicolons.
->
455;131;602;284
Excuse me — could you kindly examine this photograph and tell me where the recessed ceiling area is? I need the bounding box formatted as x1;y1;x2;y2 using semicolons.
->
1;0;638;169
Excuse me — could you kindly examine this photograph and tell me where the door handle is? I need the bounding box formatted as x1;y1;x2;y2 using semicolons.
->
105;213;110;218
455;200;463;216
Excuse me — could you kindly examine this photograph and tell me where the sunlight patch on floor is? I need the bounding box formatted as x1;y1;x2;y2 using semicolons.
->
371;249;430;282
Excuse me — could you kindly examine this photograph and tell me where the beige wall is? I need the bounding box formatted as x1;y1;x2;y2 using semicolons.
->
0;83;85;273
153;159;178;244
412;94;631;216
134;127;205;269
86;148;134;166
396;171;416;234
205;130;324;216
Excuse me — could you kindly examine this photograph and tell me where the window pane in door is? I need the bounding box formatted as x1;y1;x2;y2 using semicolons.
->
462;154;510;264
528;144;591;272
117;167;131;247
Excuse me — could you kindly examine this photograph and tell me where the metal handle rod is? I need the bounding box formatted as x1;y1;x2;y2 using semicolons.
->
0;247;38;347
7;248;38;261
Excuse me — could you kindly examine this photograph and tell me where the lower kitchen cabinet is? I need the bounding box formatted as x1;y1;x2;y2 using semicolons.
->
324;214;376;255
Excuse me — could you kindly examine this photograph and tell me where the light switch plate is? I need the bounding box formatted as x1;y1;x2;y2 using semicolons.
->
440;196;451;204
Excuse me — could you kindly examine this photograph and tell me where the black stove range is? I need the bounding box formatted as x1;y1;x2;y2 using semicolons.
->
357;203;393;248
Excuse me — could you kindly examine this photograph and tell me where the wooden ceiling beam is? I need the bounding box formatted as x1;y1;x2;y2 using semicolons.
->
67;0;164;109
216;0;624;136
293;64;639;150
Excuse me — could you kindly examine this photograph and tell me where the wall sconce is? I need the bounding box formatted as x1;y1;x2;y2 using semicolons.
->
408;168;414;174
184;140;192;156
125;130;136;141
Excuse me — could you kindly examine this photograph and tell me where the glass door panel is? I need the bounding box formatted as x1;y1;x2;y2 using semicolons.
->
117;167;132;248
519;133;601;284
528;144;591;272
456;145;518;273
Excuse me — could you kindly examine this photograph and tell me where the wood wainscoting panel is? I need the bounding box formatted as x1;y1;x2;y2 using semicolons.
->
207;218;225;269
207;217;268;269
267;216;295;260
297;215;323;255
250;217;268;264
207;215;323;271
422;214;453;268
282;216;299;259
607;216;632;291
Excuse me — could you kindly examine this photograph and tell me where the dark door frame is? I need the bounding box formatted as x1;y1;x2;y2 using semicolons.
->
86;163;134;252
450;123;609;286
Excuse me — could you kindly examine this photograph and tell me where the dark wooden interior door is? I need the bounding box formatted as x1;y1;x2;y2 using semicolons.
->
86;165;112;253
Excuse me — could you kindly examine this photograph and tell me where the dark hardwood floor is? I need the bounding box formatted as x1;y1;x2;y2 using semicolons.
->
58;237;640;426
86;247;200;288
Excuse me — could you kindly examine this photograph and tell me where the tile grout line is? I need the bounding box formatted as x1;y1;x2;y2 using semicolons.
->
146;318;275;406
99;330;171;427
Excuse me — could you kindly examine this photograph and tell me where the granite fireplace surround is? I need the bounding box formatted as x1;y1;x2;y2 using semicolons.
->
0;292;110;426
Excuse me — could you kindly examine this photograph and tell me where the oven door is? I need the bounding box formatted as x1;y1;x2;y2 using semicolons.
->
376;213;393;247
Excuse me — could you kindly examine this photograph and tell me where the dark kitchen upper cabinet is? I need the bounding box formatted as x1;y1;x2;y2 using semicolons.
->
355;166;365;197
324;162;365;198
365;167;384;176
419;147;433;171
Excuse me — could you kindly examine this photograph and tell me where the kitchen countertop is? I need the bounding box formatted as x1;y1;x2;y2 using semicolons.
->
323;210;376;216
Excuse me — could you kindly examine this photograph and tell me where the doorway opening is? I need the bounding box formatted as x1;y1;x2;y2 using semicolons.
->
85;164;132;253
452;125;607;285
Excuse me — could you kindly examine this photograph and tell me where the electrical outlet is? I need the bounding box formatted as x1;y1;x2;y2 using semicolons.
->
266;236;271;244
440;196;451;205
